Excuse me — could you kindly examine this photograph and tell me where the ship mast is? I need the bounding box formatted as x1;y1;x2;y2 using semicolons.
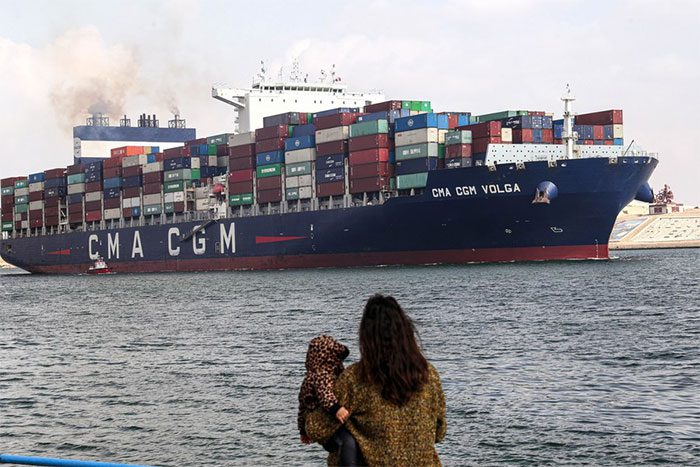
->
561;84;576;159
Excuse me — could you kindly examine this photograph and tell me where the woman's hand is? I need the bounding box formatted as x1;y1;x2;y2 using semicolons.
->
336;406;350;424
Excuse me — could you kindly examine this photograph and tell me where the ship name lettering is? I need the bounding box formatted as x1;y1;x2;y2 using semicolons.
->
220;223;236;254
193;230;206;255
481;183;521;194
168;228;180;256
88;234;99;260
432;187;452;198
108;232;119;259
132;231;144;258
455;186;477;196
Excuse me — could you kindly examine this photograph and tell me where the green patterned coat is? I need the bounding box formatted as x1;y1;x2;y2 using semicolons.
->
306;362;447;466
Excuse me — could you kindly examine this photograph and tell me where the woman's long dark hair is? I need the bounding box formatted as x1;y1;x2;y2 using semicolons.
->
357;294;429;406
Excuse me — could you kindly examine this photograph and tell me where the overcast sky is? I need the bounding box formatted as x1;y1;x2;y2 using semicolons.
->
0;0;698;204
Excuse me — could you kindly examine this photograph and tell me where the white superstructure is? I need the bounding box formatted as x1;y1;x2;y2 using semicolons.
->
212;66;384;133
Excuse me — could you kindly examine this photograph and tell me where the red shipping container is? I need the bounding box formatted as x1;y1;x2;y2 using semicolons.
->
592;125;604;140
574;109;623;125
229;155;255;170
29;191;44;202
257;188;282;203
30;218;43;228
143;182;161;195
512;129;534;143
554;139;563;145
29;208;43;218
1;177;18;187
445;144;472;158
68;212;83;223
457;121;501;138
68;204;83;214
229;143;256;158
255;137;285;153
542;129;553;143
228;180;254;194
122;208;132;218
102;157;122;169
143;172;163;184
1;212;13;221
122;165;142;177
316;181;345;197
44;168;66;179
45;215;59;226
528;111;546;116
349;162;392;179
314;113;358;130
349;149;390;166
350;176;391;194
85;211;102;222
104;198;120;209
123;187;140;198
14;221;22;230
316;140;348;157
86;181;102;191
84;201;101;212
174;201;185;213
363;100;403;113
155;153;164;162
229;169;254;183
103;167;122;178
216;144;228;156
604;140;613;146
66;164;84;175
583;140;595;145
348;134;390;152
187;137;207;146
44;198;59;208
255;125;289;141
257;176;282;190
472;136;502;153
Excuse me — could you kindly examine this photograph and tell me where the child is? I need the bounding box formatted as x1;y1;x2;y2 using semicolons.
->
298;335;360;465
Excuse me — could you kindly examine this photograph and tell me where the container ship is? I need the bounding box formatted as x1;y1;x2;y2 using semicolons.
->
0;74;658;274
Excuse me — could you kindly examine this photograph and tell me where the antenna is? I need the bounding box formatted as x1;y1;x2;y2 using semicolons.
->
304;73;308;83
319;69;326;83
561;84;576;159
291;59;300;82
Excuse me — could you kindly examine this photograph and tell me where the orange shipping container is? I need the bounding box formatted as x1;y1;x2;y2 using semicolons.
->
111;146;145;158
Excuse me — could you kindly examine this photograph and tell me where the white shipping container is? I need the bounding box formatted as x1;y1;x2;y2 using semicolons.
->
142;193;162;205
121;154;148;168
191;158;201;169
208;156;218;166
298;186;313;199
128;196;141;207
173;192;185;202
315;126;349;144
297;174;313;187
29;200;44;210
29;182;44;192
286;176;299;188
217;156;229;168
122;198;132;208
395;128;439;146
14;213;21;221
612;124;623;139
285;148;316;164
20;220;28;229
67;183;86;195
501;128;513;143
85;191;102;202
285;174;314;189
195;187;211;199
229;131;256;146
14;187;29;197
142;162;163;174
104;208;121;220
195;198;210;211
164;192;175;203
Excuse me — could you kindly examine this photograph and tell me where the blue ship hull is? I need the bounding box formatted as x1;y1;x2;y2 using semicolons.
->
0;156;657;274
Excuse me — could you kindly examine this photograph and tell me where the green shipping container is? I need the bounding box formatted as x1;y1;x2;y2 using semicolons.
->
1;221;13;231
163;180;186;193
256;164;283;178
143;204;162;215
445;130;473;145
14;180;28;189
163;202;174;214
285;187;299;201
67;173;86;184
395;143;439;161
229;193;254;206
420;101;431;111
207;144;217;155
349;119;389;137
164;169;192;181
207;133;230;145
438;143;445;160
477;110;518;122
285;161;312;177
191;168;201;179
401;101;412;110
396;172;429;190
1;186;14;196
14;195;28;204
14;203;29;213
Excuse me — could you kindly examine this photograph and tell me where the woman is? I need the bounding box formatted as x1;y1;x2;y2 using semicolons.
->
306;294;447;466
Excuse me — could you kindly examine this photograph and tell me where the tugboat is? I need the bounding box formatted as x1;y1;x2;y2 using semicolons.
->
87;256;112;275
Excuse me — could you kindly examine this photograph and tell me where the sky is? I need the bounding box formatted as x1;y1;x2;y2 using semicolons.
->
0;0;698;204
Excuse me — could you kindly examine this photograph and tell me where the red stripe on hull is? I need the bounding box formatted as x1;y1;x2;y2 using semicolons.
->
47;249;71;256
255;235;307;244
23;244;608;274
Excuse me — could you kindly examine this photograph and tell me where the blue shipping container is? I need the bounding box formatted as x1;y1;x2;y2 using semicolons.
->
122;176;142;188
147;154;157;163
315;154;345;170
28;172;46;183
44;178;66;189
44;186;67;198
85;172;102;183
67;193;83;204
103;187;120;199
574;125;594;140
132;206;141;217
613;138;624;145
103;177;122;189
313;107;360;118
256;150;284;166
553;124;563;139
358;110;411;124
395;113;449;132
292;123;317;138
316;168;345;184
164;157;191;171
285;135;315;152
395;157;439;176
